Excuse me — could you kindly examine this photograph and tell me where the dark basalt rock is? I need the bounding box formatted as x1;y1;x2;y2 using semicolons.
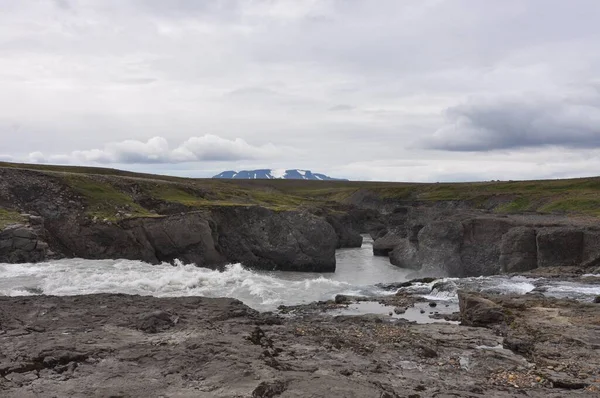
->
252;380;288;398
1;292;599;396
0;224;48;263
458;291;505;327
499;226;538;273
135;311;178;333
388;239;420;269
324;213;363;248
417;220;464;277
373;232;404;256
536;229;584;268
210;206;337;272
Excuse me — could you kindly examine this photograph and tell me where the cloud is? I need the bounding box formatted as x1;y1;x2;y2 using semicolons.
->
28;135;279;165
424;87;600;151
338;147;600;182
329;104;354;111
1;1;600;181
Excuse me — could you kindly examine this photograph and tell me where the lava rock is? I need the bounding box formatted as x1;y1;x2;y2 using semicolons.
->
499;227;538;273
389;239;420;270
135;311;178;333
458;291;504;327
536;229;584;268
373;233;404;256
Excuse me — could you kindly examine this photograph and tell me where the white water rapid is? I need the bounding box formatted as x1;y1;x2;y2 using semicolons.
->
1;237;599;311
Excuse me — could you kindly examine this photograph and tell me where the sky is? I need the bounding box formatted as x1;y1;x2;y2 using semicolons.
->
1;0;600;182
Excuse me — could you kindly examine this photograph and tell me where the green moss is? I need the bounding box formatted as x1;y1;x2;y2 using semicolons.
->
247;190;309;207
496;197;532;213
65;176;153;220
539;198;600;215
6;160;600;217
0;208;25;229
149;185;211;207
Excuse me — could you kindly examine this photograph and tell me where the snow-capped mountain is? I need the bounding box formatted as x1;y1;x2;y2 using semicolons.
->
212;169;347;181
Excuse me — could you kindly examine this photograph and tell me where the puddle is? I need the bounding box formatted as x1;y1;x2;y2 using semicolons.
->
330;301;460;324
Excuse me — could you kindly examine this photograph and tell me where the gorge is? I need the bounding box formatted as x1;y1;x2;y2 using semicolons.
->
2;162;600;278
1;162;600;396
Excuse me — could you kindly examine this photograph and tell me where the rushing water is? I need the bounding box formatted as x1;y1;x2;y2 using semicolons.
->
0;236;599;311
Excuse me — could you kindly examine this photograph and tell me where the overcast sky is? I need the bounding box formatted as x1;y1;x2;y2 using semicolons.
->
1;0;600;181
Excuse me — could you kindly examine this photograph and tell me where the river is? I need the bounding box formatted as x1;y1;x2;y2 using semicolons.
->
1;236;599;311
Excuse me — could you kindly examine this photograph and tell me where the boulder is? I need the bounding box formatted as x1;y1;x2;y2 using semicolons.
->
536;229;583;268
458;291;504;327
499;227;538;273
388;239;420;270
373;233;404;256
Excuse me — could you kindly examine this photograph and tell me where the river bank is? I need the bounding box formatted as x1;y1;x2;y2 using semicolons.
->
1;285;599;397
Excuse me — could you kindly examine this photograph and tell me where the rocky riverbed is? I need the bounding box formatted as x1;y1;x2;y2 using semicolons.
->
1;280;598;397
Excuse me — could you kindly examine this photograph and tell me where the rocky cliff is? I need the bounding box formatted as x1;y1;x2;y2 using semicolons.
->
0;167;345;271
373;206;600;277
3;163;600;278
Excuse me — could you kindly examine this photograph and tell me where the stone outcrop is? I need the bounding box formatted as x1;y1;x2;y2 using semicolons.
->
379;207;600;277
536;229;584;268
388;239;419;269
3;290;599;396
499;227;537;273
460;218;515;276
417;220;465;276
3;165;600;277
0;168;340;271
210;206;337;272
123;212;226;266
0;224;48;263
323;213;363;248
58;207;337;272
458;290;505;327
372;232;404;256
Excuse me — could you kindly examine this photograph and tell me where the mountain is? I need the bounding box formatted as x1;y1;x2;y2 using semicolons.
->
212;169;347;181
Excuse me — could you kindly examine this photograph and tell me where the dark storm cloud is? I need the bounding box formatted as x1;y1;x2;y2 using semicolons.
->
425;88;600;151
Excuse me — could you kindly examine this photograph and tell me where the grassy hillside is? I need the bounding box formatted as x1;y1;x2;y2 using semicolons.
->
2;161;600;219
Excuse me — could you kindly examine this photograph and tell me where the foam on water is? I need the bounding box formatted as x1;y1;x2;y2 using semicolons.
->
0;260;362;310
0;236;413;311
1;235;598;310
544;282;600;299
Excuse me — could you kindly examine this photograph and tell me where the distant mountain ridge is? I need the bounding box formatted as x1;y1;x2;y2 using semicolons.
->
212;169;347;181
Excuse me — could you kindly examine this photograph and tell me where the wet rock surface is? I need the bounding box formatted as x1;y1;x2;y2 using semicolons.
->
0;292;598;397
